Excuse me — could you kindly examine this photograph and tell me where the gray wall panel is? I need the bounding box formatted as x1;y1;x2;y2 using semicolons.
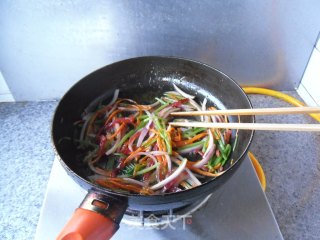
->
0;0;319;100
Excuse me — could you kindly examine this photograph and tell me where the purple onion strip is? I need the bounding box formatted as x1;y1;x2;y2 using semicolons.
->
105;123;121;155
193;130;215;168
151;157;187;190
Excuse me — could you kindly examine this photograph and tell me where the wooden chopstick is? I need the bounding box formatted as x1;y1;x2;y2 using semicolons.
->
170;107;320;116
169;122;320;132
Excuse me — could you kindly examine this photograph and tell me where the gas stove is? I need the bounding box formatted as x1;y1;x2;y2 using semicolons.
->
35;156;283;240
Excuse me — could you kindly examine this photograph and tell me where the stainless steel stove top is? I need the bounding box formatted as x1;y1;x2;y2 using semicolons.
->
35;157;283;240
122;194;212;228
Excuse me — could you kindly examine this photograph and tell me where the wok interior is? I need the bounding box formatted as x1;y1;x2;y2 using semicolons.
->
52;57;254;195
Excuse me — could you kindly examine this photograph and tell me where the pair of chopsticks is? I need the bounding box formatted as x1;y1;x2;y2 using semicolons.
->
169;107;320;131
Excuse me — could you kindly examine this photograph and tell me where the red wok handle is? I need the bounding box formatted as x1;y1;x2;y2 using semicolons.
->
57;191;128;240
57;208;118;240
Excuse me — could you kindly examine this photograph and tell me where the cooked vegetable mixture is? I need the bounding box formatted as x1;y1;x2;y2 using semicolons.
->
75;84;237;195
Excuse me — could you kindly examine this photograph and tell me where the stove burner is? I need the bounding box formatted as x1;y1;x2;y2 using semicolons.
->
122;194;212;227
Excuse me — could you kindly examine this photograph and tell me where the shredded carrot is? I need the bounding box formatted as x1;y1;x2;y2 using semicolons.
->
116;98;151;111
85;112;101;137
136;110;143;126
171;151;179;157
209;163;221;172
138;155;149;164
86;104;119;137
129;104;150;111
144;135;157;147
123;147;144;166
156;136;166;179
115;98;136;105
166;93;180;100
171;128;182;142
104;109;122;125
174;159;223;177
107;122;126;140
177;128;182;141
213;129;221;140
188;165;223;177
174;132;207;147
95;179;147;194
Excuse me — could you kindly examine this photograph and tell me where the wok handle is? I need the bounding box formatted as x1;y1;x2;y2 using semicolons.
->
57;208;119;240
57;191;128;240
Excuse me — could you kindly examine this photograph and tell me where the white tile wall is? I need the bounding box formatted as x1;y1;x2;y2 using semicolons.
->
297;37;320;106
0;72;15;102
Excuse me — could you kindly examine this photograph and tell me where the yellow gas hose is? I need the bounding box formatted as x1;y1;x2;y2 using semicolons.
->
243;87;320;122
242;87;320;192
248;151;266;192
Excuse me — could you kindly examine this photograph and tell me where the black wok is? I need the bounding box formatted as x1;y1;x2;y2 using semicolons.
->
52;56;254;239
